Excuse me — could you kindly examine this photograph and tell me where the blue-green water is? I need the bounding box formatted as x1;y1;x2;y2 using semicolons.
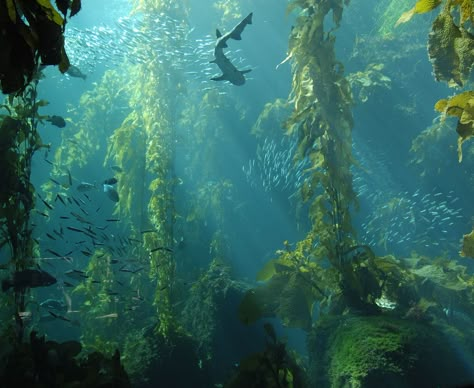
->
1;0;474;386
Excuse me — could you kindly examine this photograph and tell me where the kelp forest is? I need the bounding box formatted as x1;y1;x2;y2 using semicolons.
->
0;0;474;387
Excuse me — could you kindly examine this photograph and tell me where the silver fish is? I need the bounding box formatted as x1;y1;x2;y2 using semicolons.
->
77;182;96;192
103;184;119;202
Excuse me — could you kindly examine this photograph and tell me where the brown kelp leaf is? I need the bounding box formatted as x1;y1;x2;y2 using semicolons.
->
70;0;81;17
461;229;474;258
456;121;474;162
0;22;36;94
36;0;64;26
428;8;474;87
55;0;69;16
58;46;70;73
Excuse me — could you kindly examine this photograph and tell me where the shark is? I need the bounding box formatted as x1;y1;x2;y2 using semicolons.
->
210;12;253;86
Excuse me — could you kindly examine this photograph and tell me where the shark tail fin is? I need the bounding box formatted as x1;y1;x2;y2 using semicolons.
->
230;33;242;40
245;12;253;25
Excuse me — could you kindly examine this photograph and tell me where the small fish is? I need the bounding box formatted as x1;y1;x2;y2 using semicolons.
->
2;269;57;291
103;184;119;202
106;218;120;222
150;246;173;253
67;169;73;186
46;248;63;257
50;178;61;185
111;165;123;173
37;193;53;210
65;269;89;280
67;226;84;233
48;310;71;322
141;229;157;234
95;313;118;319
40;298;68;313
56;194;66;205
66;64;87;80
46;115;66;128
103;177;118;185
76;182;96;192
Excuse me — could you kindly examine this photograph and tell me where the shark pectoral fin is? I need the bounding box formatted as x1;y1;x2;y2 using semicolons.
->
240;69;252;74
211;75;227;82
230;32;243;41
210;59;216;64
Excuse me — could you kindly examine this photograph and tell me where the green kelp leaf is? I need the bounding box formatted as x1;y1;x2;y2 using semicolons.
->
411;264;468;291
35;0;64;26
435;91;474;162
276;272;315;330
238;290;267;325
396;0;442;26
256;260;278;282
6;0;16;22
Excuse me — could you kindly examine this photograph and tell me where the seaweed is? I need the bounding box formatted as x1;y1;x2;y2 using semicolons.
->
225;323;307;388
0;0;80;94
461;228;474;258
435;90;474;162
0;331;130;387
398;0;474;160
308;315;474;387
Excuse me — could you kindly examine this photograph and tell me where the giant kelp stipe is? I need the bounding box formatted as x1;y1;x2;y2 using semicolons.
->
0;0;474;387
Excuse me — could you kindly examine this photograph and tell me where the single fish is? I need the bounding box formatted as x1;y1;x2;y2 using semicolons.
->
210;13;253;86
103;177;118;185
2;269;57;291
103;184;119;202
64;269;89;281
150;246;174;253
40;298;68;313
66;64;87;80
76;182;96;192
111;165;123;173
46;115;66;128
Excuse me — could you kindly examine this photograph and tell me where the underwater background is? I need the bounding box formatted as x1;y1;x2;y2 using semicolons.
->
1;0;474;386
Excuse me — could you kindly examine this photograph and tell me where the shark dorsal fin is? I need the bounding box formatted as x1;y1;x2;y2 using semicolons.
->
216;29;222;38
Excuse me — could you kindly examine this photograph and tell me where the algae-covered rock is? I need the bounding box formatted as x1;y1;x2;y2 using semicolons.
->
308;315;474;388
123;325;211;388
